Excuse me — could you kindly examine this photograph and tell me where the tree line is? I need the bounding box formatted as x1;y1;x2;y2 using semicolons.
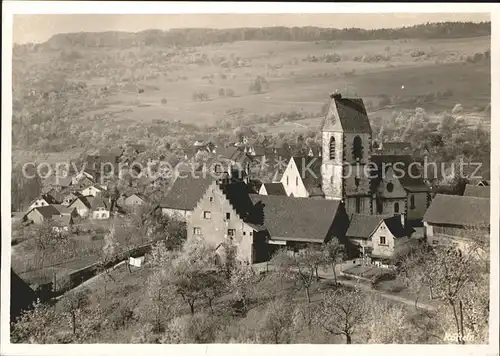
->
16;21;491;50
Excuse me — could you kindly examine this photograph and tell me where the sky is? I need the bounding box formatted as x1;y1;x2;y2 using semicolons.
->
13;13;491;44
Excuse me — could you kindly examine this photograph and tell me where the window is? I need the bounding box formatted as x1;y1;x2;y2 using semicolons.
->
355;176;360;187
227;229;235;238
329;136;336;159
226;212;231;220
353;136;363;161
243;231;246;235
286;176;289;185
209;197;214;202
387;182;394;192
193;227;201;235
394;202;400;214
355;197;361;213
296;177;298;186
379;236;386;245
376;200;383;214
203;211;211;219
250;231;253;236
330;176;334;185
410;195;416;210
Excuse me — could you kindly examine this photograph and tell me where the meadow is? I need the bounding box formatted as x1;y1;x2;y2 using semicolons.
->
73;36;490;127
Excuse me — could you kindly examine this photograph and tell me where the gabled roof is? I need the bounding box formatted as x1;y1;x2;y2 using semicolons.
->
463;184;490;199
292;156;323;197
346;214;413;239
346;214;391;239
88;196;109;210
423;194;490;227
28;205;61;219
52;214;73;225
370;155;428;192
248;194;342;242
323;95;371;133
262;183;287;196
52;204;75;215
159;176;214;210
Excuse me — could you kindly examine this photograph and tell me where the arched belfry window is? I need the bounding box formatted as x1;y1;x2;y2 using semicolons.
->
329;136;336;159
353;136;363;161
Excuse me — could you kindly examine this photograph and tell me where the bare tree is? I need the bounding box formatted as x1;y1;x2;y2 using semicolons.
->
322;239;345;284
315;287;367;344
271;249;315;303
400;239;489;344
261;296;294;344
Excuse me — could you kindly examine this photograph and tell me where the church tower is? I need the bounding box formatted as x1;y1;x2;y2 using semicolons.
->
321;92;373;215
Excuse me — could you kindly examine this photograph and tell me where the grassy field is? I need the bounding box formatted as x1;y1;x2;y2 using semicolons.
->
68;36;491;127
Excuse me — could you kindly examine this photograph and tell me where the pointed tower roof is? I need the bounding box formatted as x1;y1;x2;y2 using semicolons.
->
322;93;372;133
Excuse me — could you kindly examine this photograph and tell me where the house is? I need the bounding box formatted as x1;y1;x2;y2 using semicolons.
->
423;194;490;250
27;194;61;212
71;170;95;188
158;175;214;221
80;184;106;197
345;214;415;260
281;156;323;198
24;205;61;224
188;179;350;263
67;195;109;218
463;184;490;198
258;183;287;196
247;194;349;256
89;196;111;219
123;193;147;207
370;155;430;222
187;179;266;264
52;214;74;232
62;192;83;206
67;196;93;217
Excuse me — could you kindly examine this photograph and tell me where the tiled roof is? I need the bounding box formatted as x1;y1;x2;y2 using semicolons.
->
346;213;413;239
346;214;390;238
52;204;75;215
52;214;73;225
248;194;342;242
384;215;415;238
159;175;214;210
370;155;428;192
262;183;287;196
30;205;61;219
423;194;490;227
323;96;372;133
463;184;490;198
292;156;324;197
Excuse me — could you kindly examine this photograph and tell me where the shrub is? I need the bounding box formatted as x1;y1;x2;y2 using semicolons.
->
161;98;167;105
138;89;144;94
218;88;225;97
225;88;235;97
